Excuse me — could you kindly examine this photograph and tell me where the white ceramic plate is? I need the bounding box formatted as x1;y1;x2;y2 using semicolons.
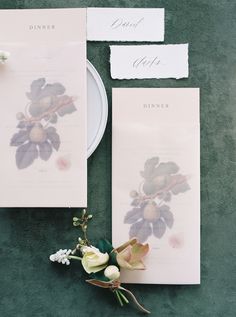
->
87;60;108;158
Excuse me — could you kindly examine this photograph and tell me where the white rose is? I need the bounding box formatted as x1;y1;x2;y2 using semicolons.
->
104;265;120;281
81;245;109;274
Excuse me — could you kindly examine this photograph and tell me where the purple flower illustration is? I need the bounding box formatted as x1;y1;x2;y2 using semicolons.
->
10;78;77;169
124;157;190;242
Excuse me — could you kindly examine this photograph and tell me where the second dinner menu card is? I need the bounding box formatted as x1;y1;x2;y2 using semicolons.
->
0;9;87;207
112;88;200;284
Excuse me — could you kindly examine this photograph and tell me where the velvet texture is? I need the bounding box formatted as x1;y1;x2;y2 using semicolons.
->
0;1;236;316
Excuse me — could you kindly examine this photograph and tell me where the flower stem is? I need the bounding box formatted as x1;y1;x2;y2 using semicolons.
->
119;286;151;314
68;255;82;261
118;290;129;304
115;290;124;307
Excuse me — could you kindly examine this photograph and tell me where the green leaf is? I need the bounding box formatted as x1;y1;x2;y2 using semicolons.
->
90;270;109;282
109;251;119;267
96;239;114;254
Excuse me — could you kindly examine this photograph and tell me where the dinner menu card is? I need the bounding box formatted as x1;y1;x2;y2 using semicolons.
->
112;88;200;284
0;9;87;207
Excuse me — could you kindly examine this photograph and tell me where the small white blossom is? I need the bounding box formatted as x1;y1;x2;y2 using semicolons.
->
0;51;10;64
49;249;72;265
104;265;120;280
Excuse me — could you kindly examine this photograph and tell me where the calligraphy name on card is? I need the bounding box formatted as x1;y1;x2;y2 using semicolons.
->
110;44;189;79
87;8;165;42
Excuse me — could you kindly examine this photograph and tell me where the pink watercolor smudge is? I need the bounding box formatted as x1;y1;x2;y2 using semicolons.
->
56;156;71;171
168;233;184;249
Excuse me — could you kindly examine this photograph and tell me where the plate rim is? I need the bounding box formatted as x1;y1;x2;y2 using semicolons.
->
87;60;108;158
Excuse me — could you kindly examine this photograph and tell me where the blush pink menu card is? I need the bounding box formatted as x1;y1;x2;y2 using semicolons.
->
112;88;200;284
0;9;87;207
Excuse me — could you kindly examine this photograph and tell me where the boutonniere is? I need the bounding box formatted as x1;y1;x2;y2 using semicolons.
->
49;209;150;314
0;50;10;64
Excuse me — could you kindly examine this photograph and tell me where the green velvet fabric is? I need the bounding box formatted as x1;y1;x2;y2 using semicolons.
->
0;0;236;316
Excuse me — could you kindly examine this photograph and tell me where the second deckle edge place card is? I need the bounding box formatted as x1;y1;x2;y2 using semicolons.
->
87;8;165;42
110;44;189;80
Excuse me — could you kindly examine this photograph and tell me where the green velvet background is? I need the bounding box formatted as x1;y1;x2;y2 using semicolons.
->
0;0;236;316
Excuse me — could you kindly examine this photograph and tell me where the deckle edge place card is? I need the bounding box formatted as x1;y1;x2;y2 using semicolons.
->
0;9;87;207
110;44;189;79
87;7;165;42
112;88;200;284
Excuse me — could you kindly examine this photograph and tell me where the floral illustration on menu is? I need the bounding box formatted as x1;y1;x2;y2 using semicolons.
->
124;157;190;242
10;78;77;169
